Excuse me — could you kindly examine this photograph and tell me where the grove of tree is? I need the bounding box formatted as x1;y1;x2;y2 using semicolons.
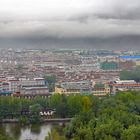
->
0;91;140;140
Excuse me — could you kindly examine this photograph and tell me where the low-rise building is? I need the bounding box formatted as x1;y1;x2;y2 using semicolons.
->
20;86;49;95
92;84;110;97
55;80;92;94
7;78;45;92
108;81;140;94
0;91;13;96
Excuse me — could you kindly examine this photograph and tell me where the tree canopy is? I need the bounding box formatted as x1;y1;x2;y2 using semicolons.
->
120;66;140;82
0;91;140;140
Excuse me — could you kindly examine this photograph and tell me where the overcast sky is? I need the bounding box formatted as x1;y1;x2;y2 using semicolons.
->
0;0;140;49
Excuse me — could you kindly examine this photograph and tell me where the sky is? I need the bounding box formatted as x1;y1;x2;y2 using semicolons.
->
0;0;140;49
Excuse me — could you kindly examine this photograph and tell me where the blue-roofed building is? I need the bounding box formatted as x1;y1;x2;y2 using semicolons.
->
119;56;140;59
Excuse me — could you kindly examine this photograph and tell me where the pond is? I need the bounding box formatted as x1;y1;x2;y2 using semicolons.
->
0;123;65;140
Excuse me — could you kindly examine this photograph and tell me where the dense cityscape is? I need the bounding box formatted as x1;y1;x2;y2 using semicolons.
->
0;48;140;97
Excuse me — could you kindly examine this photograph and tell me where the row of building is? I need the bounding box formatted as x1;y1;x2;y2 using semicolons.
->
0;77;49;98
1;76;140;98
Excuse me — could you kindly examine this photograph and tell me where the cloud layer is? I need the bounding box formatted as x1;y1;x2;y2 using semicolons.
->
0;0;140;49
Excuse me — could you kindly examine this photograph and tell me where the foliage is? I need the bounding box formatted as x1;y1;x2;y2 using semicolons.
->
0;91;140;139
67;95;83;117
29;104;43;124
0;135;15;140
64;92;140;140
120;66;140;82
82;96;91;112
29;104;43;114
120;125;140;140
95;119;123;140
45;129;66;140
44;74;56;92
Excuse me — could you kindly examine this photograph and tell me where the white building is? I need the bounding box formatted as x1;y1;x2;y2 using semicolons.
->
115;80;136;84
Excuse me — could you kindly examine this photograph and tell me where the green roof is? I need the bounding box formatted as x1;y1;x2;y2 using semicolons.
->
0;91;13;95
94;83;104;88
101;62;118;70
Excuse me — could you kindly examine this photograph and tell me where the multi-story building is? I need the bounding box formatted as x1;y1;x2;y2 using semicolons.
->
55;80;92;94
20;86;49;95
8;79;19;92
7;78;46;92
108;80;140;94
20;78;45;87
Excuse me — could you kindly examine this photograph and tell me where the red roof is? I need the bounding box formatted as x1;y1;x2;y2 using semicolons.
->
113;83;140;87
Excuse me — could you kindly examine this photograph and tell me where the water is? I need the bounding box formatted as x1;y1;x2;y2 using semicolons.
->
0;123;64;140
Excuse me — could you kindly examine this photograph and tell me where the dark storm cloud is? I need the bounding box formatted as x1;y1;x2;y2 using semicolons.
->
0;0;140;49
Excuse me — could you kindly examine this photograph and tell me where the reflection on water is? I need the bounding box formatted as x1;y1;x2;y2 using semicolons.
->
0;123;64;140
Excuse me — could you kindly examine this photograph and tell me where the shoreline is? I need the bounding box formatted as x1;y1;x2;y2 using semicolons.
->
0;118;72;123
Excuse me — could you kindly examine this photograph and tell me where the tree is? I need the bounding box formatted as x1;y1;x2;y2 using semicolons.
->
95;120;123;140
34;96;48;108
120;66;140;82
0;134;15;140
121;125;140;140
29;104;42;114
82;96;91;112
76;127;93;140
67;95;83;117
44;75;56;92
29;104;43;124
9;97;21;117
20;98;33;110
49;94;62;108
45;129;66;140
56;102;68;118
90;95;100;117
